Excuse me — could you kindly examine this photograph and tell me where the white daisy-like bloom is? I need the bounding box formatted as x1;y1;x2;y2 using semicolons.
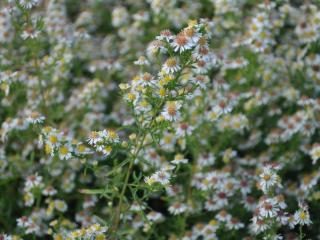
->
134;56;149;66
147;40;166;57
162;58;181;74
213;191;229;208
130;202;146;212
25;173;43;190
176;122;194;137
216;210;232;222
21;27;41;40
111;6;129;27
243;196;256;211
259;166;280;193
183;27;201;44
96;145;112;156
133;10;149;22
171;153;188;165
135;99;152;114
294;209;312;226
309;143;320;164
204;199;218;211
153;170;171;185
223;57;249;70
83;195;97;209
192;45;210;60
26;111;45;124
202;222;218;239
88;223;108;235
226;218;244;230
98;129;109;139
191;75;209;90
144;175;156;185
54;199;68;212
17;216;32;228
156;29;174;42
171;33;193;53
207;108;222;121
87;131;102;145
138;72;155;87
288;215;296;229
276;210;289;225
276;195;287;209
250;217;269;234
58;144;72;160
161;101;182;122
24;192;35;207
198;153;216;168
259;198;279;218
42;186;57;196
214;99;233;115
193;59;211;74
18;0;40;9
105;130;120;144
75;143;92;155
168;202;188;215
147;211;163;222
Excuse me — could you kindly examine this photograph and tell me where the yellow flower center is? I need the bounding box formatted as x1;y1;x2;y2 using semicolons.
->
167;102;177;116
59;146;69;155
300;211;307;220
263;174;271;181
108;131;117;139
165;58;177;67
49;135;58;144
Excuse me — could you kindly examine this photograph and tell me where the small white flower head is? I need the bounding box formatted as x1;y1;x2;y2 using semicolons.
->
250;217;269;234
147;211;163;222
54;199;68;212
294;202;312;226
162;101;182;122
25;173;43;190
216;210;232;222
226;217;244;230
18;0;40;9
58;144;72;160
105;130;120;144
258;166;281;193
87;131;102;145
42;186;57;196
139;72;155;87
111;6;129;27
176;122;194;137
153;170;171;185
47;131;62;147
171;33;193;53
130;202;146;212
26;111;45;124
162;57;181;74
17;216;32;228
97;145;113;157
24;192;35;206
21;26;41;40
309;143;320;164
144;175;156;185
134;56;150;66
171;153;188;165
259;197;279;218
156;29;174;42
183;27;201;44
168;202;188;215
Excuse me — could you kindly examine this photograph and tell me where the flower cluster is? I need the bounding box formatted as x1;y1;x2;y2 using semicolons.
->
1;0;320;240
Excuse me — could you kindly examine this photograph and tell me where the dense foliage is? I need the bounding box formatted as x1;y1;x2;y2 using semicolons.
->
1;0;320;239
